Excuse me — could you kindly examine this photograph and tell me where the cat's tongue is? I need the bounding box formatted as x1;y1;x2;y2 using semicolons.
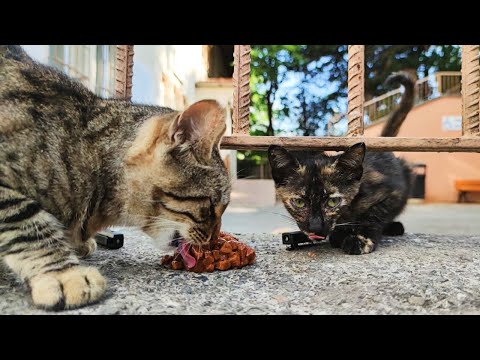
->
179;243;196;269
308;234;325;241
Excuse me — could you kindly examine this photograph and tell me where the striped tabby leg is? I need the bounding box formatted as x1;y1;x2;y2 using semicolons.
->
0;186;106;310
74;238;98;258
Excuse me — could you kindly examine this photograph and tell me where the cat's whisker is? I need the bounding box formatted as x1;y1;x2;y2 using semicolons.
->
334;222;362;227
128;214;169;220
149;225;180;230
173;242;192;262
140;221;179;227
141;226;178;234
229;169;252;185
229;174;257;187
235;168;250;177
273;219;297;226
268;211;294;219
267;211;298;225
173;250;182;262
127;214;189;230
31;219;41;241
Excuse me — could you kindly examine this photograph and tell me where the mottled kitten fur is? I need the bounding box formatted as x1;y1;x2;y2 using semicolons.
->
269;72;415;255
0;46;230;310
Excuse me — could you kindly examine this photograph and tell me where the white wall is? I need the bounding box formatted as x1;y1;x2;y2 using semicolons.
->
22;45;104;94
132;45;207;107
131;45;162;105
21;45;49;63
22;45;208;108
174;45;208;104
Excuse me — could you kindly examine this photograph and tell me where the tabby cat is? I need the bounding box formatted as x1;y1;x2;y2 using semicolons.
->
0;46;230;310
268;72;415;255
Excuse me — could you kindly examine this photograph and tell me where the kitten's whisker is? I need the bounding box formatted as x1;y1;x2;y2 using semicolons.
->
269;211;294;219
334;222;361;227
267;211;298;225
235;168;250;177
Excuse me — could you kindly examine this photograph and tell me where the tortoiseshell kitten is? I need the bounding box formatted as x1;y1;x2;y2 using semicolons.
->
269;72;415;255
1;46;230;310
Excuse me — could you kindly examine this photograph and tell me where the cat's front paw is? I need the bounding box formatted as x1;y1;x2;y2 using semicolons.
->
329;231;347;248
342;235;376;255
74;238;97;258
29;266;106;311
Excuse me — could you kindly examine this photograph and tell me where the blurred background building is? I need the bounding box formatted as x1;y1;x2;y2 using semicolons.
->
22;45;237;179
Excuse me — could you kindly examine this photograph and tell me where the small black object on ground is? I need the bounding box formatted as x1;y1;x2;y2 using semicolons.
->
282;231;321;250
94;230;124;249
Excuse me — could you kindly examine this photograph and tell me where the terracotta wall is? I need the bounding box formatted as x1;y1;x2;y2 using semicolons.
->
364;96;480;203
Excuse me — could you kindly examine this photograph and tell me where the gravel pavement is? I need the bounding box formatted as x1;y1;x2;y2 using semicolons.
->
1;228;479;315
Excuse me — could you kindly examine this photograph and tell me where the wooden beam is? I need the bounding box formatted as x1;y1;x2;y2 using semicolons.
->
232;45;251;135
347;45;365;136
461;45;480;136
220;136;480;152
115;45;135;100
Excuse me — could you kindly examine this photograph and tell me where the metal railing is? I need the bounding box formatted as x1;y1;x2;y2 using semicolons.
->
364;71;462;125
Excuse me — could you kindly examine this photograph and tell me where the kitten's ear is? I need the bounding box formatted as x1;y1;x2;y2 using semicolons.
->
268;145;300;185
168;100;226;161
335;142;366;180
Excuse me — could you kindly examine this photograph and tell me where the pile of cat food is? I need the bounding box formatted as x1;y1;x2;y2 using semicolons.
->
161;231;256;273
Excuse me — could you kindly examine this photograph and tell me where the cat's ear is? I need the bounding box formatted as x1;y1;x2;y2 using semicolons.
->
335;142;366;180
168;100;226;161
268;145;300;185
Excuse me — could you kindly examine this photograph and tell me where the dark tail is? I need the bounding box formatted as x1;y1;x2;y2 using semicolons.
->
0;45;33;63
380;71;416;137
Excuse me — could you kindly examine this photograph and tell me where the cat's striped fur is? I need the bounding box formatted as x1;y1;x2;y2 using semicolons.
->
0;45;230;310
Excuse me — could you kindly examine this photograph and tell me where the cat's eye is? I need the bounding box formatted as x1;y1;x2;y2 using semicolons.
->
291;198;305;209
327;197;341;208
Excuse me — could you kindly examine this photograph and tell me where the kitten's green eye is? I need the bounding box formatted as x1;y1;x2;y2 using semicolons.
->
291;198;305;208
327;197;341;208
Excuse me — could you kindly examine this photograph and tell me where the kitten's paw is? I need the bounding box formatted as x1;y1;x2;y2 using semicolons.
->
29;266;106;310
75;238;97;258
342;235;376;255
329;231;347;248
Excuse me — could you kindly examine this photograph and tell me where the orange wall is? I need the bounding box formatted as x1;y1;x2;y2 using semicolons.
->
364;96;480;203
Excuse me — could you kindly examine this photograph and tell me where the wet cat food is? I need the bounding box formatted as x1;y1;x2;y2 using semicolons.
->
161;232;256;273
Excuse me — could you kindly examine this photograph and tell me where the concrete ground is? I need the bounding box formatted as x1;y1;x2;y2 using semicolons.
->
1;203;479;314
